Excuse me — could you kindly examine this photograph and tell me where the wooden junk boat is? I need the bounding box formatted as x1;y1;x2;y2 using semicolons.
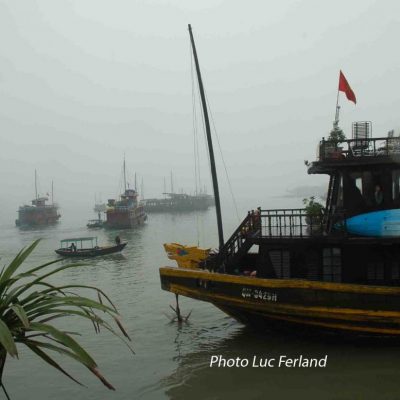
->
55;237;126;257
104;159;147;229
142;192;213;213
159;25;400;337
16;170;60;227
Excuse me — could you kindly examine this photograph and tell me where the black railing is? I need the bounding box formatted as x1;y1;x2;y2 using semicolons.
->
220;208;327;258
218;209;261;261
259;208;324;238
318;137;400;161
210;208;348;271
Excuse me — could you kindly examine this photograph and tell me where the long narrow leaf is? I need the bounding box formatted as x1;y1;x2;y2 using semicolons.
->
22;295;116;316
29;309;105;326
10;304;30;328
9;263;92;304
29;322;97;368
23;342;85;387
0;319;18;357
0;241;132;391
0;240;40;283
22;339;84;364
24;339;115;390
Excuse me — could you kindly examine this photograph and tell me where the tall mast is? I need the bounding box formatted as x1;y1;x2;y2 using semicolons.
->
35;169;38;200
123;155;127;192
170;170;174;194
333;83;341;130
135;172;137;192
188;24;224;249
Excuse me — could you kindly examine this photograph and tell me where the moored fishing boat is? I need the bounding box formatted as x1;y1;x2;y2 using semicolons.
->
16;170;60;227
142;192;212;213
159;25;400;337
104;159;147;229
86;219;104;229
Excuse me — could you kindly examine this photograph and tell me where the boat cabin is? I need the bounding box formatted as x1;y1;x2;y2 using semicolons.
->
213;122;400;287
32;197;49;207
309;122;400;220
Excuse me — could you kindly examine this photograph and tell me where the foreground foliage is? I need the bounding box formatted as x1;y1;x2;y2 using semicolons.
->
0;240;132;394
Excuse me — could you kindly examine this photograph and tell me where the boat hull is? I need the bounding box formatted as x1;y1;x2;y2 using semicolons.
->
16;206;60;227
87;221;104;229
55;243;127;257
160;266;400;336
143;199;209;213
105;209;147;229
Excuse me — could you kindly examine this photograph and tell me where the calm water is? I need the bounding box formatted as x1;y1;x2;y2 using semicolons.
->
2;207;400;399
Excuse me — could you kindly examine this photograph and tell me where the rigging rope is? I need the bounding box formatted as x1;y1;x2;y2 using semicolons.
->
190;43;202;195
191;50;241;224
204;91;241;223
115;158;124;200
190;43;202;246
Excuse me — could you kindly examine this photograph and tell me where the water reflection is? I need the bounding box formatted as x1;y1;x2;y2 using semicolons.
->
7;206;400;400
161;327;400;400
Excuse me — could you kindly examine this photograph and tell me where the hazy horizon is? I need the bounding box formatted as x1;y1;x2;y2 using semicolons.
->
2;0;400;224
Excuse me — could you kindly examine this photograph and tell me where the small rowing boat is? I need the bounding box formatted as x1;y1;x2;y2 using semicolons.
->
55;237;126;257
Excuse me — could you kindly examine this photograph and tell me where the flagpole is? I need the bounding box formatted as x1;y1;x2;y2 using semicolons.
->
334;73;340;129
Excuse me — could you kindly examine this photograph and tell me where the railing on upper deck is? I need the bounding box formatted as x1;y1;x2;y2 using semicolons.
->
259;208;327;238
318;136;400;161
221;208;346;250
212;208;347;271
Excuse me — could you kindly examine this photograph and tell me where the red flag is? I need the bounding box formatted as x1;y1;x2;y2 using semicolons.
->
338;70;356;104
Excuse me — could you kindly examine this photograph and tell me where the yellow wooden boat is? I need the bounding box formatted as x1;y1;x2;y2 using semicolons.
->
159;25;400;338
163;243;210;269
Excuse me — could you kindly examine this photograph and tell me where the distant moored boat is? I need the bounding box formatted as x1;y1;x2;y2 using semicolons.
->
16;170;60;227
104;159;147;229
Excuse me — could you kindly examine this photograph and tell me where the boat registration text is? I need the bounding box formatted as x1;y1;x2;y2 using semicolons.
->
241;287;277;302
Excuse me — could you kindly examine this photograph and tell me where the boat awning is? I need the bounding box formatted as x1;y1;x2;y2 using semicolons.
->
60;237;97;243
60;237;98;249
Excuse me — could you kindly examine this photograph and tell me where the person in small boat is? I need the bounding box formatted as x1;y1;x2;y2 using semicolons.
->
374;184;384;205
70;243;77;252
115;235;121;245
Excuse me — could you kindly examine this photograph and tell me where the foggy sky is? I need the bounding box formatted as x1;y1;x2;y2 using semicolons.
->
1;0;400;224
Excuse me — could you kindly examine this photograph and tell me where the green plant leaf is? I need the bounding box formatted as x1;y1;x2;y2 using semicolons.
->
0;240;40;283
23;341;85;387
10;304;30;328
0;319;18;357
7;263;90;305
0;241;132;391
29;322;96;368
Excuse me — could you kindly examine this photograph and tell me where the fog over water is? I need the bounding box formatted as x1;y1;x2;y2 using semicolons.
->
1;0;400;226
2;2;400;399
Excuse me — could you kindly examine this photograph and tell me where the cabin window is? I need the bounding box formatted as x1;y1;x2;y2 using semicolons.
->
349;172;364;195
269;250;290;279
367;261;384;282
355;176;363;194
322;248;341;282
392;170;400;201
337;175;343;207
